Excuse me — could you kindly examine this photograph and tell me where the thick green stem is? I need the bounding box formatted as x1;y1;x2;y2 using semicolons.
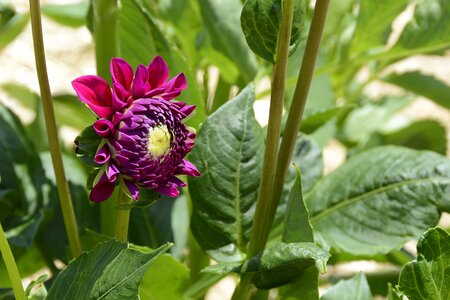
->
271;0;330;229
29;0;82;258
92;0;119;235
0;223;26;300
114;189;132;242
232;0;295;299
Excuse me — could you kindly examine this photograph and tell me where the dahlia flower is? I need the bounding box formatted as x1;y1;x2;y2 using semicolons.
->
72;56;199;202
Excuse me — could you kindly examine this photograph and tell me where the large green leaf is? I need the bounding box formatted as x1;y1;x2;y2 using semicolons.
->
199;0;258;83
350;0;409;55
397;227;450;300
119;0;205;128
139;254;190;300
240;0;306;64
47;240;171;299
384;71;450;110
388;0;450;59
320;272;373;300
306;146;450;255
189;84;264;262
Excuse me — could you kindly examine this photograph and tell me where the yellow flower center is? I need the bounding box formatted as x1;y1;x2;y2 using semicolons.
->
147;125;172;157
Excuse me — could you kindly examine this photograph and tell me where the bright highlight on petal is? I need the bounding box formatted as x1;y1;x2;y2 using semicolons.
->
73;56;200;202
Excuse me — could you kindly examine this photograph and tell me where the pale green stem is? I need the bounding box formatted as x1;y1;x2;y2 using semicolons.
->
114;189;132;242
92;0;119;236
0;223;26;300
29;0;82;258
271;0;330;231
232;0;295;299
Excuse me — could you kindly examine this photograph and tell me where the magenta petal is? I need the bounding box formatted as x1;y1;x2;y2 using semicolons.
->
176;160;200;176
132;64;149;98
72;75;113;118
106;163;120;181
153;184;179;197
90;173;115;202
180;105;196;118
124;180;139;201
164;73;187;93
94;119;115;137
94;144;110;164
110;58;134;91
147;56;169;89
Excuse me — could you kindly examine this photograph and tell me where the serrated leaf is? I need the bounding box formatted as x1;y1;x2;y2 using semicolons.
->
384;71;450;110
398;227;450;300
189;84;264;262
47;240;171;300
199;0;258;83
240;0;306;64
306;146;450;255
320;272;373;300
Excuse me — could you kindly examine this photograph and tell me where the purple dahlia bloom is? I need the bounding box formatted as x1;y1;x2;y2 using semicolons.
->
72;56;200;202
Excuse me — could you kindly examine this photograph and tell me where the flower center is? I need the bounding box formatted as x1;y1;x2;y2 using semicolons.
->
147;124;172;157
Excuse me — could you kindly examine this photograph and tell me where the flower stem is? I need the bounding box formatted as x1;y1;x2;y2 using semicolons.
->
29;0;82;258
232;0;295;299
114;189;132;242
92;0;119;235
271;0;330;230
0;223;26;300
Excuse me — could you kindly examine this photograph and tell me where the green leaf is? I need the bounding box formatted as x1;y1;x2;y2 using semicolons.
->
398;227;450;300
47;240;172;300
206;242;329;289
300;105;353;134
139;254;190;300
306;146;450;255
350;0;409;55
388;283;403;300
320;272;373;300
199;0;258;83
0;12;28;50
74;125;102;167
388;0;450;58
41;1;89;27
189;84;264;262
119;0;205;128
340;96;413;144
384;71;450;110
240;0;306;64
279;169;319;300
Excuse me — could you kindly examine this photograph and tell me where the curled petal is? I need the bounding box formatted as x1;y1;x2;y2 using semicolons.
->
106;163;120;181
110;57;134;91
72;75;113;117
147;56;169;89
94;144;110;164
94;119;115;137
132;64;149;98
90;172;115;202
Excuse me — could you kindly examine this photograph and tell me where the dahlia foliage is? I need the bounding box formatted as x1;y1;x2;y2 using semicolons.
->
72;56;199;202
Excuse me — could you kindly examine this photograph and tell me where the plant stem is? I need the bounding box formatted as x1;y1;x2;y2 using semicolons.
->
114;189;132;242
271;0;330;227
29;0;82;258
0;223;26;300
92;0;119;235
232;0;295;299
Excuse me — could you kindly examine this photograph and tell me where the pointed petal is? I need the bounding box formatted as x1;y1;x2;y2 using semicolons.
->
164;73;187;93
180;104;196;118
132;64;149;98
110;58;134;91
72;75;113;117
147;56;169;89
153;183;179;197
176;159;200;176
124;180;139;201
90;173;115;202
